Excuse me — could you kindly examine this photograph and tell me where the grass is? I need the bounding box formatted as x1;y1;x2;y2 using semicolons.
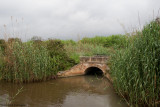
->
64;35;128;63
110;20;160;106
80;35;128;48
64;42;110;63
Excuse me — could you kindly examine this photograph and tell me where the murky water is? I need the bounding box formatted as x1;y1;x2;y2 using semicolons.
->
0;76;126;107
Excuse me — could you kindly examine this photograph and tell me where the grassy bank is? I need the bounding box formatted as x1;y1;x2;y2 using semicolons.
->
63;35;127;63
64;43;110;63
110;20;160;106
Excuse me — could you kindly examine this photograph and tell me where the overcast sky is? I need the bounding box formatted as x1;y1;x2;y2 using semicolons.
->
0;0;160;41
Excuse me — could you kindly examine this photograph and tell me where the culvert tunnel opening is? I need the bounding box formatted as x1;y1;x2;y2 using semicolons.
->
85;67;103;76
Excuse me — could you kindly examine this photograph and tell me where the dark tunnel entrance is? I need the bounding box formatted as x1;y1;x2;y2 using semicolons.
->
84;67;103;76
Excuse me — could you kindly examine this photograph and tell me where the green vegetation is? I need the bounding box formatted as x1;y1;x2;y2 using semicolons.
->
0;39;76;83
0;18;159;106
64;43;110;63
80;36;107;45
1;40;52;82
0;34;126;83
80;35;127;48
110;21;160;106
46;40;76;72
64;35;127;63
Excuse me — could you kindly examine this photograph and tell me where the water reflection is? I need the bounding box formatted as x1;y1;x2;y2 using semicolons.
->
0;76;126;107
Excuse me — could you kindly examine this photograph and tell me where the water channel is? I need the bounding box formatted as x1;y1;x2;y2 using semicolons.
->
0;76;126;107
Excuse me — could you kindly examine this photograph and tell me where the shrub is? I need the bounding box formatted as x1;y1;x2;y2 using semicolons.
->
80;35;128;48
104;35;127;48
61;40;77;45
46;40;76;71
80;36;106;45
8;38;22;43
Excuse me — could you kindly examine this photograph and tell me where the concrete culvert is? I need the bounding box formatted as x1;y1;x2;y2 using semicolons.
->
85;67;103;76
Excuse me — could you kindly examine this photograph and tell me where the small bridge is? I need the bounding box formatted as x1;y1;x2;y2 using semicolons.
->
57;56;112;81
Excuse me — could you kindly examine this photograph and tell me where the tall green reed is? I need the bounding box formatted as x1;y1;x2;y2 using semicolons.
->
0;38;77;83
110;21;160;106
1;40;53;83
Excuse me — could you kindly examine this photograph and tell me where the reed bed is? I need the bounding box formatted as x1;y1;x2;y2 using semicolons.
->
0;39;75;83
0;41;52;83
110;20;160;106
